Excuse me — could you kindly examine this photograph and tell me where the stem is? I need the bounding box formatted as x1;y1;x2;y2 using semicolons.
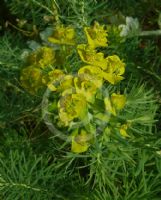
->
31;0;55;16
139;30;161;36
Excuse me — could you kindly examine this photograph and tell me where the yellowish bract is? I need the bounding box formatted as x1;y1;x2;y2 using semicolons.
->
104;93;126;115
104;97;116;116
111;93;126;110
77;44;107;69
119;124;129;138
78;65;103;88
71;129;90;153
74;77;98;103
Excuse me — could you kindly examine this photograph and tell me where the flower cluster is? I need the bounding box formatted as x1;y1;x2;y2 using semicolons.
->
20;46;55;94
20;22;128;153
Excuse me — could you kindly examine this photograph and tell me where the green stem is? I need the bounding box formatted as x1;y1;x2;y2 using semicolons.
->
139;30;161;36
31;0;55;16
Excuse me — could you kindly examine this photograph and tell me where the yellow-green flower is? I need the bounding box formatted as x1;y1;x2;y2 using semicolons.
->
48;25;75;45
104;93;126;115
71;129;90;153
78;65;103;88
74;76;98;103
43;69;65;91
102;55;125;84
84;21;108;49
77;44;107;69
58;92;87;126
27;46;55;69
44;69;74;92
20;66;44;94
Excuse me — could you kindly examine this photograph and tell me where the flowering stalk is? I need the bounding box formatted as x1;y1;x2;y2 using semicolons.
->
20;21;152;154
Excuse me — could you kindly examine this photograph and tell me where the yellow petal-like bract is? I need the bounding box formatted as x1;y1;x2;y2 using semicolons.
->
111;93;126;110
78;65;103;88
71;129;90;153
120;124;129;138
103;55;125;84
104;93;126;115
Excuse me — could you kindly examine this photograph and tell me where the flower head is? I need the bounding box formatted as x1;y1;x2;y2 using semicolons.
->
84;22;108;49
20;66;44;94
77;44;107;69
78;65;103;88
74;76;98;103
58;91;87;126
59;75;74;92
43;69;65;91
27;46;55;69
43;69;74;92
102;55;125;84
48;25;75;45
